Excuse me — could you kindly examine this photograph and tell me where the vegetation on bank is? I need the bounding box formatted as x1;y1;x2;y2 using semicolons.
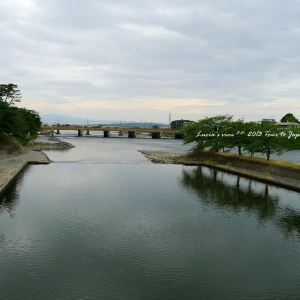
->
170;119;193;129
184;115;300;160
0;83;41;145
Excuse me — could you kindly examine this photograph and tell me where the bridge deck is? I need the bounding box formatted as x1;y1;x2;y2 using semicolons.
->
41;126;183;134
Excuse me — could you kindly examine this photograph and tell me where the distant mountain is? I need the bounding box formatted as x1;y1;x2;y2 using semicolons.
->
41;114;168;128
41;113;116;125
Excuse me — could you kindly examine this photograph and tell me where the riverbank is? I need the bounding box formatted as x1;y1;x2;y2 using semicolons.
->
27;136;75;151
0;151;50;194
140;150;300;192
0;136;74;195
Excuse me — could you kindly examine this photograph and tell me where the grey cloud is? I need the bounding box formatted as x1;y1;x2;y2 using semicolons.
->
1;0;300;121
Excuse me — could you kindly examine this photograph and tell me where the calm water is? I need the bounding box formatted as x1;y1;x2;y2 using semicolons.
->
0;137;300;300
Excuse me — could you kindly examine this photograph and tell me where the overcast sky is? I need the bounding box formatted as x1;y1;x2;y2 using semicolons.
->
1;0;300;122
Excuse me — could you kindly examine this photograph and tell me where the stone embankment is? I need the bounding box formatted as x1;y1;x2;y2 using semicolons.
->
0;151;50;194
0;136;74;195
140;150;300;192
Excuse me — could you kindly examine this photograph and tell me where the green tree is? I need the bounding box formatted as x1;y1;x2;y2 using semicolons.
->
184;115;299;160
242;122;262;157
280;113;299;123
0;84;41;142
284;127;300;150
227;120;247;155
184;115;233;151
240;122;287;160
258;123;287;160
0;83;22;106
171;119;193;129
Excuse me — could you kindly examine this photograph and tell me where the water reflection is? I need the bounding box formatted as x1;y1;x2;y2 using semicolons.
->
0;171;23;217
279;209;300;235
181;166;300;236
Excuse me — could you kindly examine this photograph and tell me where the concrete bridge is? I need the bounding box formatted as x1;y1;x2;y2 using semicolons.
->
40;126;185;139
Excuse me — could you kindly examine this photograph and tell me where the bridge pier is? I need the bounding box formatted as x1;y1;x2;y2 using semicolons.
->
174;133;184;139
128;131;136;138
151;132;161;139
41;126;183;140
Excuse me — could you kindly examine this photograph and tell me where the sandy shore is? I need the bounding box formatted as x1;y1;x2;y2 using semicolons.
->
140;150;300;193
0;136;74;195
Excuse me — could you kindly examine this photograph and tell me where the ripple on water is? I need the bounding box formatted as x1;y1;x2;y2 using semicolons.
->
0;137;300;300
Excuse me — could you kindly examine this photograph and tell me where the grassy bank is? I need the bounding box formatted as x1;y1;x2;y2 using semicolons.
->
0;133;24;155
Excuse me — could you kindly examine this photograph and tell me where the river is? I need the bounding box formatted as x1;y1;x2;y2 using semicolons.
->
0;136;300;299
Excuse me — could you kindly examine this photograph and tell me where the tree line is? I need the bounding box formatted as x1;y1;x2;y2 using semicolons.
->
0;83;41;143
170;119;193;129
184;115;300;160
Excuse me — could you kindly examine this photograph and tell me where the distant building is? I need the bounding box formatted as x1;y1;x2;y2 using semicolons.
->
261;118;277;124
260;118;300;128
276;122;300;129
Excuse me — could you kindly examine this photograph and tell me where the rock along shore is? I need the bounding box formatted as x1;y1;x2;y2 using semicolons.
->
0;136;74;195
27;136;74;151
139;150;300;193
